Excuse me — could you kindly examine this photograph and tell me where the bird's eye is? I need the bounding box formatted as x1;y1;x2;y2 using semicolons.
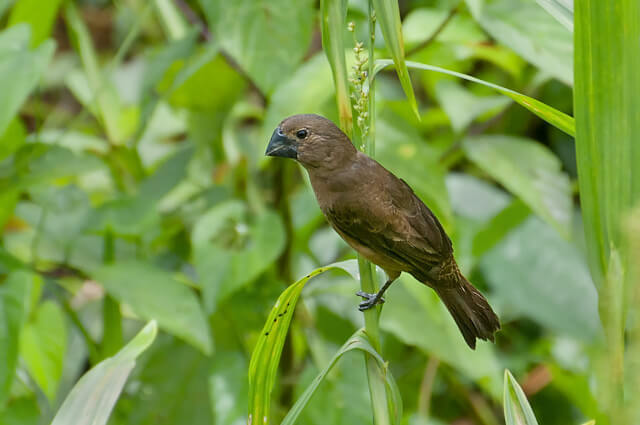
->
296;129;308;139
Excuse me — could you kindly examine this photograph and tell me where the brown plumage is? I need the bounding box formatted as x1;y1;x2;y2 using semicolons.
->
265;114;500;349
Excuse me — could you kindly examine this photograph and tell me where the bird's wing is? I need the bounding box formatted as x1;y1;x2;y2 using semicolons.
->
326;172;452;272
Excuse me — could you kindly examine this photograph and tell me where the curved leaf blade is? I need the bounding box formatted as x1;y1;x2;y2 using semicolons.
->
371;0;419;118
374;59;575;136
282;329;402;425
535;0;573;32
503;370;540;425
248;261;358;425
51;321;157;425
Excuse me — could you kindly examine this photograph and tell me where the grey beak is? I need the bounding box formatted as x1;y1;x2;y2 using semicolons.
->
265;127;298;159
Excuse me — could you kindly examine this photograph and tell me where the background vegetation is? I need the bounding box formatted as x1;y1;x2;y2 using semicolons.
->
0;0;637;424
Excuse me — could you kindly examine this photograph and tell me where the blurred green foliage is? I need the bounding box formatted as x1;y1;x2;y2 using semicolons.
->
0;0;636;424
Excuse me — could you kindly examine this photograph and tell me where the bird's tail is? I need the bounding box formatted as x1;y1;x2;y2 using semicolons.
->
431;260;500;349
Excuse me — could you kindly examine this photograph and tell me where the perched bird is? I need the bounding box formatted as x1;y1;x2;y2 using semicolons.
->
265;114;500;349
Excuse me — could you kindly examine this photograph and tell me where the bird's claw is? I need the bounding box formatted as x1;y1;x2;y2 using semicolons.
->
356;291;385;311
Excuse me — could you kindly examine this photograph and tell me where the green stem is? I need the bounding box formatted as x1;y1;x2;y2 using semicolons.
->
101;229;122;358
359;3;392;424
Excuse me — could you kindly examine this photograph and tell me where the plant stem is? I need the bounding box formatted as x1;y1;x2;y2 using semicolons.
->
101;229;122;359
358;3;393;424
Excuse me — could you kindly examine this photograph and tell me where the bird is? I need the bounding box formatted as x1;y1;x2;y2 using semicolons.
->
265;114;500;349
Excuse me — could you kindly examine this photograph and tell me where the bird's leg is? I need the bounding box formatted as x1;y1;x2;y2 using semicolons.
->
356;278;395;311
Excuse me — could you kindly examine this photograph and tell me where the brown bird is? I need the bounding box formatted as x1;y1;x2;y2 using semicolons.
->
265;114;500;349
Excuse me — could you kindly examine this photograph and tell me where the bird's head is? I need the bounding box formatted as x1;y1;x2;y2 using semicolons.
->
265;114;356;169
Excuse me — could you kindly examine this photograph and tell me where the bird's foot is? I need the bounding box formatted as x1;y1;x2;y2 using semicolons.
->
356;290;385;311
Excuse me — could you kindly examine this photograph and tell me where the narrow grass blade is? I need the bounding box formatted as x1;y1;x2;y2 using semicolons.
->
535;0;573;32
154;0;189;40
371;0;419;118
51;321;157;425
64;3;124;144
282;329;402;425
320;0;352;136
248;261;357;425
503;370;539;425
374;59;575;136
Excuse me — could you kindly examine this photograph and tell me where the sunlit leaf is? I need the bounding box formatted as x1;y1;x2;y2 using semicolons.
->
8;0;63;46
0;25;54;138
503;370;539;425
19;301;66;402
51;321;157;425
535;0;573;32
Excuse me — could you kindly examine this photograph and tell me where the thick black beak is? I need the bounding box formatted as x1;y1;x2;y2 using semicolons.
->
265;127;298;159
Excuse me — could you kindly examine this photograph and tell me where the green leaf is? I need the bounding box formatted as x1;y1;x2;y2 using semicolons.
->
320;0;352;135
371;0;419;118
92;261;212;354
64;3;133;144
481;217;600;340
503;370;539;425
194;207;286;313
210;351;248;425
51;321;157;425
283;329;402;425
8;0;63;46
200;0;314;94
248;261;357;425
374;59;575;136
380;275;502;399
574;1;640;418
535;0;573;32
435;80;510;132
19;300;66;402
0;271;35;406
263;53;335;141
114;336;213;425
466;0;573;85
0;25;54;138
463;135;572;235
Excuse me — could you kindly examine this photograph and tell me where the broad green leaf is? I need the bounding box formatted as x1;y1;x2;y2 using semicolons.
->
481;217;600;340
200;0;314;94
51;321;157;425
195;208;286;313
320;0;352;135
0;271;35;405
19;300;67;402
263;53;335;141
0;118;25;161
535;0;573;32
115;336;213;425
88;147;192;235
248;261;357;425
92;261;212;354
380;275;502;399
403;7;488;47
463;135;572;235
0;397;39;425
374;59;575;136
283;329;402;425
472;199;530;258
466;0;573;85
0;25;54;138
210;351;248;425
371;0;419;118
435;80;510;132
503;370;539;425
8;0;63;46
